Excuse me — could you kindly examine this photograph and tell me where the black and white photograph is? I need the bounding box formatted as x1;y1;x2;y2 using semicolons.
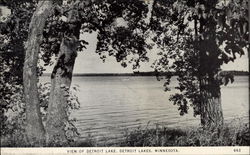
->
0;0;249;154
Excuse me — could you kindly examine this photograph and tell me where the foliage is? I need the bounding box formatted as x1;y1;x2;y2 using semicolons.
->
120;121;250;146
40;0;151;70
0;84;27;147
150;0;249;116
121;124;186;146
73;134;97;147
0;82;81;146
0;0;37;81
93;0;151;69
0;1;36;129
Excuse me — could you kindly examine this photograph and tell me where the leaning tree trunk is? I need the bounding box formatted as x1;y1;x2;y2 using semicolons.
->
249;0;250;54
23;1;54;146
45;8;81;146
45;37;78;146
200;78;224;130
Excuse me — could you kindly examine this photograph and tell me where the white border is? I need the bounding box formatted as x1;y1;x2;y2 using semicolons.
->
1;147;250;155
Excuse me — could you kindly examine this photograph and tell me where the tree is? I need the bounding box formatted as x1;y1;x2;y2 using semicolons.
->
0;0;37;145
44;0;82;146
44;0;149;145
150;0;248;129
19;0;149;146
23;0;56;146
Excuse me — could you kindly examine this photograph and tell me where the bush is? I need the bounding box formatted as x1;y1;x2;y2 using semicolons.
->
0;84;27;147
0;83;81;147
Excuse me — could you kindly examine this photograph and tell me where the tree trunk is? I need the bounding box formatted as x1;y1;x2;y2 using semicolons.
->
200;78;224;130
45;37;78;146
249;0;250;57
23;1;54;146
45;8;81;146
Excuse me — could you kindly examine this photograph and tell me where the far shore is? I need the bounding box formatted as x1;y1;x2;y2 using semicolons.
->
42;70;249;77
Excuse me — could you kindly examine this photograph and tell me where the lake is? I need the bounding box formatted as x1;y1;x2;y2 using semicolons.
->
41;76;249;144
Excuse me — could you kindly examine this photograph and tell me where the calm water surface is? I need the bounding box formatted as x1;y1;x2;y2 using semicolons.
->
42;76;249;143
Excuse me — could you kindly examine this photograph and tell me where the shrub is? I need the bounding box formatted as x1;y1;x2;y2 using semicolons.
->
0;83;81;147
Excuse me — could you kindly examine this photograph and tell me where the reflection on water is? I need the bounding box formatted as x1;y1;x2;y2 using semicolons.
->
41;76;249;143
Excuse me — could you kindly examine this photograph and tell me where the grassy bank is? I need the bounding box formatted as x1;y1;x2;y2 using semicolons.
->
2;120;249;147
75;121;249;147
119;124;249;146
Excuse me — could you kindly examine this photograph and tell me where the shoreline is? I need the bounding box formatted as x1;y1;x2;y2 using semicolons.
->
42;71;249;77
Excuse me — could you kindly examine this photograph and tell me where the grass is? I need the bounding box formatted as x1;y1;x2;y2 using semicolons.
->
75;120;249;147
118;121;250;146
1;119;249;147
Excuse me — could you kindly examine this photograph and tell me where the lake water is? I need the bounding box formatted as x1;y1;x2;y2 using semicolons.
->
41;76;249;144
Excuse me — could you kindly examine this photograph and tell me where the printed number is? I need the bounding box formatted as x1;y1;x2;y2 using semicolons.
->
233;148;241;152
